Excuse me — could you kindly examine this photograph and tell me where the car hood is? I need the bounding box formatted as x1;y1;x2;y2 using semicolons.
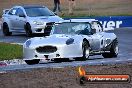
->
28;15;63;22
29;34;82;48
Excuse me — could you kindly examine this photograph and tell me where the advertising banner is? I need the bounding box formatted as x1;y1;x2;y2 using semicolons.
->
65;16;132;30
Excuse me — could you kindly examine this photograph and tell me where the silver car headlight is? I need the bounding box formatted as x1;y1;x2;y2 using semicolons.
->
33;21;45;25
25;40;31;48
66;38;74;45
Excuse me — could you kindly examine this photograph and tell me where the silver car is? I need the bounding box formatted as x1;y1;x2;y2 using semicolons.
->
23;19;118;65
1;5;63;36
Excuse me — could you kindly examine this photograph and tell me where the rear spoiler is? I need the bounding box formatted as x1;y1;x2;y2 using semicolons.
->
3;9;9;14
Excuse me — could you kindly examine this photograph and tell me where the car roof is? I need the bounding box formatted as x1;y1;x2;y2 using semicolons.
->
23;5;45;9
13;5;45;9
70;19;98;22
57;19;98;24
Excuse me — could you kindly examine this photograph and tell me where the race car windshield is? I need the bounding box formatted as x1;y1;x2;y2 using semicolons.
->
52;22;92;35
25;7;55;17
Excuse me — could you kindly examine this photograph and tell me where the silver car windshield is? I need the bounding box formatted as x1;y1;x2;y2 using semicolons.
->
52;22;92;35
25;7;55;17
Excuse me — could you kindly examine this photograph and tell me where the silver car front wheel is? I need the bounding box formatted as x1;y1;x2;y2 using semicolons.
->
25;23;33;37
3;23;12;36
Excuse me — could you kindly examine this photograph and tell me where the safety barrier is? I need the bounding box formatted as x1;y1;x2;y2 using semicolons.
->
64;16;132;30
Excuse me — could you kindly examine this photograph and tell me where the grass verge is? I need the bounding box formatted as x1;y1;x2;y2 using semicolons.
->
60;12;132;18
0;42;23;61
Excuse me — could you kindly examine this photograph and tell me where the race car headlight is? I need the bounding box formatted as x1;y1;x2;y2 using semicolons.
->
33;21;45;25
25;40;31;47
66;38;74;45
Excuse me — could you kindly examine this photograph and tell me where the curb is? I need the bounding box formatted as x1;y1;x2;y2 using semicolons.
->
0;62;7;66
0;59;26;67
10;42;23;45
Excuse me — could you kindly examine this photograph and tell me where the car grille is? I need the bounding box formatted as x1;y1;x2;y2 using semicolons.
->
36;46;57;53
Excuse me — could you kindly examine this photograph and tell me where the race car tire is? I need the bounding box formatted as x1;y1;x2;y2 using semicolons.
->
102;40;118;58
25;59;40;65
3;23;12;36
75;41;90;61
25;23;33;37
82;41;90;60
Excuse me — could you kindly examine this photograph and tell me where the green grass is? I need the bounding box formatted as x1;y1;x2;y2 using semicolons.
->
0;42;23;61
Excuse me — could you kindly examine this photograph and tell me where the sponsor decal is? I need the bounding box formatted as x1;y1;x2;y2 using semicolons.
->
100;21;123;30
78;67;130;84
65;16;132;29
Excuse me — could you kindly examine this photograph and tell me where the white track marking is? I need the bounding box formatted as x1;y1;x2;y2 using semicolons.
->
10;43;23;45
127;59;132;61
88;62;94;63
115;60;122;61
0;71;7;74
52;66;64;68
101;60;107;63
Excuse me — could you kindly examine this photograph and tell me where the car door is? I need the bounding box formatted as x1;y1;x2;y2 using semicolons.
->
7;8;18;30
15;8;26;31
90;21;105;50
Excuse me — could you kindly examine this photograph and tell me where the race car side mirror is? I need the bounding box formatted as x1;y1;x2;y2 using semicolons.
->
91;29;96;34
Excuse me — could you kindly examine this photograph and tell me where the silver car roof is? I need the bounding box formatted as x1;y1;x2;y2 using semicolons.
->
12;5;45;9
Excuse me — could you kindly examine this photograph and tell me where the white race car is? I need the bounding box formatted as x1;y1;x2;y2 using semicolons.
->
23;19;118;65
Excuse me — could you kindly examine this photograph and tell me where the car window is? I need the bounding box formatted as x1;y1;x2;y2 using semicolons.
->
72;23;91;35
25;7;55;17
8;8;18;15
52;22;92;35
16;8;25;16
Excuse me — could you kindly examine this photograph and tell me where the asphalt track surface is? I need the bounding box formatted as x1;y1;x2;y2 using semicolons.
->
0;27;132;71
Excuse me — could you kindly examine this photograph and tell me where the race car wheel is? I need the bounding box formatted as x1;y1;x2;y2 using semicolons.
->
3;23;12;36
102;41;118;58
74;41;90;61
25;59;40;65
25;23;33;37
82;41;90;60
